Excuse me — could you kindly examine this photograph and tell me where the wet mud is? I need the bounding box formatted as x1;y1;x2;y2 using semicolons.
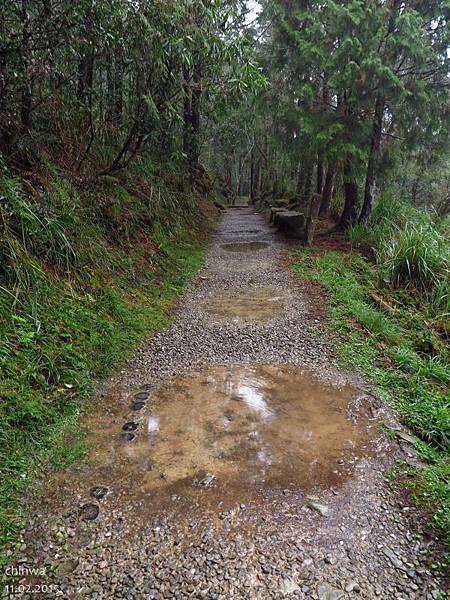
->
205;287;287;322
221;241;269;252
52;365;379;517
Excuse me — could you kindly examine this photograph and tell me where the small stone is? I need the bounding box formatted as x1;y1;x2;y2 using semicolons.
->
382;546;405;570
122;422;138;431
80;503;99;521
132;401;145;411
55;558;78;576
396;431;417;445
90;486;108;500
345;580;360;593
280;578;300;595
307;501;330;517
385;421;402;431
317;582;344;600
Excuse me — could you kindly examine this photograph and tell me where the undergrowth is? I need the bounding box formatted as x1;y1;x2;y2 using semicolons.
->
348;191;449;330
290;245;450;547
0;158;213;556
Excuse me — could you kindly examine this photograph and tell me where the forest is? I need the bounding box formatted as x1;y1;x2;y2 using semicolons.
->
0;0;449;586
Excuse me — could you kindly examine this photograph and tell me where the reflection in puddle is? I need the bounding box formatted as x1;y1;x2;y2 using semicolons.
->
81;365;378;510
205;287;286;322
221;242;269;252
148;416;160;436
235;380;274;421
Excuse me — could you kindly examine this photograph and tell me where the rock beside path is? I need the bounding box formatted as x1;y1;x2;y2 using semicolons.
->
273;210;305;238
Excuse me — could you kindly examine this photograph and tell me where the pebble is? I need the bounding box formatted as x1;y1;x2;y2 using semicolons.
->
345;579;361;592
307;501;330;517
317;582;344;600
80;503;99;521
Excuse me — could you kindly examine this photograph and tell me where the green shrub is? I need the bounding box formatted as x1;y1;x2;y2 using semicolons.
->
428;279;450;322
377;221;449;293
348;193;450;329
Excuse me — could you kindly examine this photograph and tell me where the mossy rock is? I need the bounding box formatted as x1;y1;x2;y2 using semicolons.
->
273;210;305;238
269;207;288;224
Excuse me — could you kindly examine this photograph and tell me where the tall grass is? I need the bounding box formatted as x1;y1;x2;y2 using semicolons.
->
377;221;449;292
349;192;450;324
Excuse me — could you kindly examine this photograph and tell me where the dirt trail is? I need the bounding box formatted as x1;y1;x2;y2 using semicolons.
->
9;207;446;599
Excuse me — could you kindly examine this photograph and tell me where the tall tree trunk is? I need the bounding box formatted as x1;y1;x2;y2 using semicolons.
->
250;149;255;203
296;162;304;197
236;155;243;196
20;0;32;130
107;47;123;124
339;156;360;230
183;64;202;174
359;93;384;223
114;48;123;121
317;153;325;195
320;159;338;216
78;38;94;100
358;0;400;222
303;160;313;204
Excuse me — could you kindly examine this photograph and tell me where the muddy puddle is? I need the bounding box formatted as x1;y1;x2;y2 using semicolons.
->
52;365;379;517
222;229;264;235
221;241;269;252
214;259;274;273
205;287;286;322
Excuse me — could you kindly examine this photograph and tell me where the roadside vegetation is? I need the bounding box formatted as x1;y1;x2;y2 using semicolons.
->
290;193;449;548
0;158;212;551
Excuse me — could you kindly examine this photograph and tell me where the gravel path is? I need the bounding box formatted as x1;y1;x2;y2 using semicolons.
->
6;207;447;600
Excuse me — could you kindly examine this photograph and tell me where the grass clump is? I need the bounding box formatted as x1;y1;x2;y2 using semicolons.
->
0;159;214;553
378;221;449;293
290;245;450;544
349;192;449;329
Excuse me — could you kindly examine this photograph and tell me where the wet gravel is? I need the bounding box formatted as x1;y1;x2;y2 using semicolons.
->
5;207;447;599
114;208;342;389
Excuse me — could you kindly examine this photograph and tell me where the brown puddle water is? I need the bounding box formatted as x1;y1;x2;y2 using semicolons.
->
221;241;269;252
205;287;286;322
64;365;378;515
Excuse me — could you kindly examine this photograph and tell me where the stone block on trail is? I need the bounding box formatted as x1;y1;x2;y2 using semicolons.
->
273;210;305;238
269;207;288;224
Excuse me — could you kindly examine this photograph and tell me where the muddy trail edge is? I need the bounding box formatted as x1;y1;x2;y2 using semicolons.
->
8;206;446;600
